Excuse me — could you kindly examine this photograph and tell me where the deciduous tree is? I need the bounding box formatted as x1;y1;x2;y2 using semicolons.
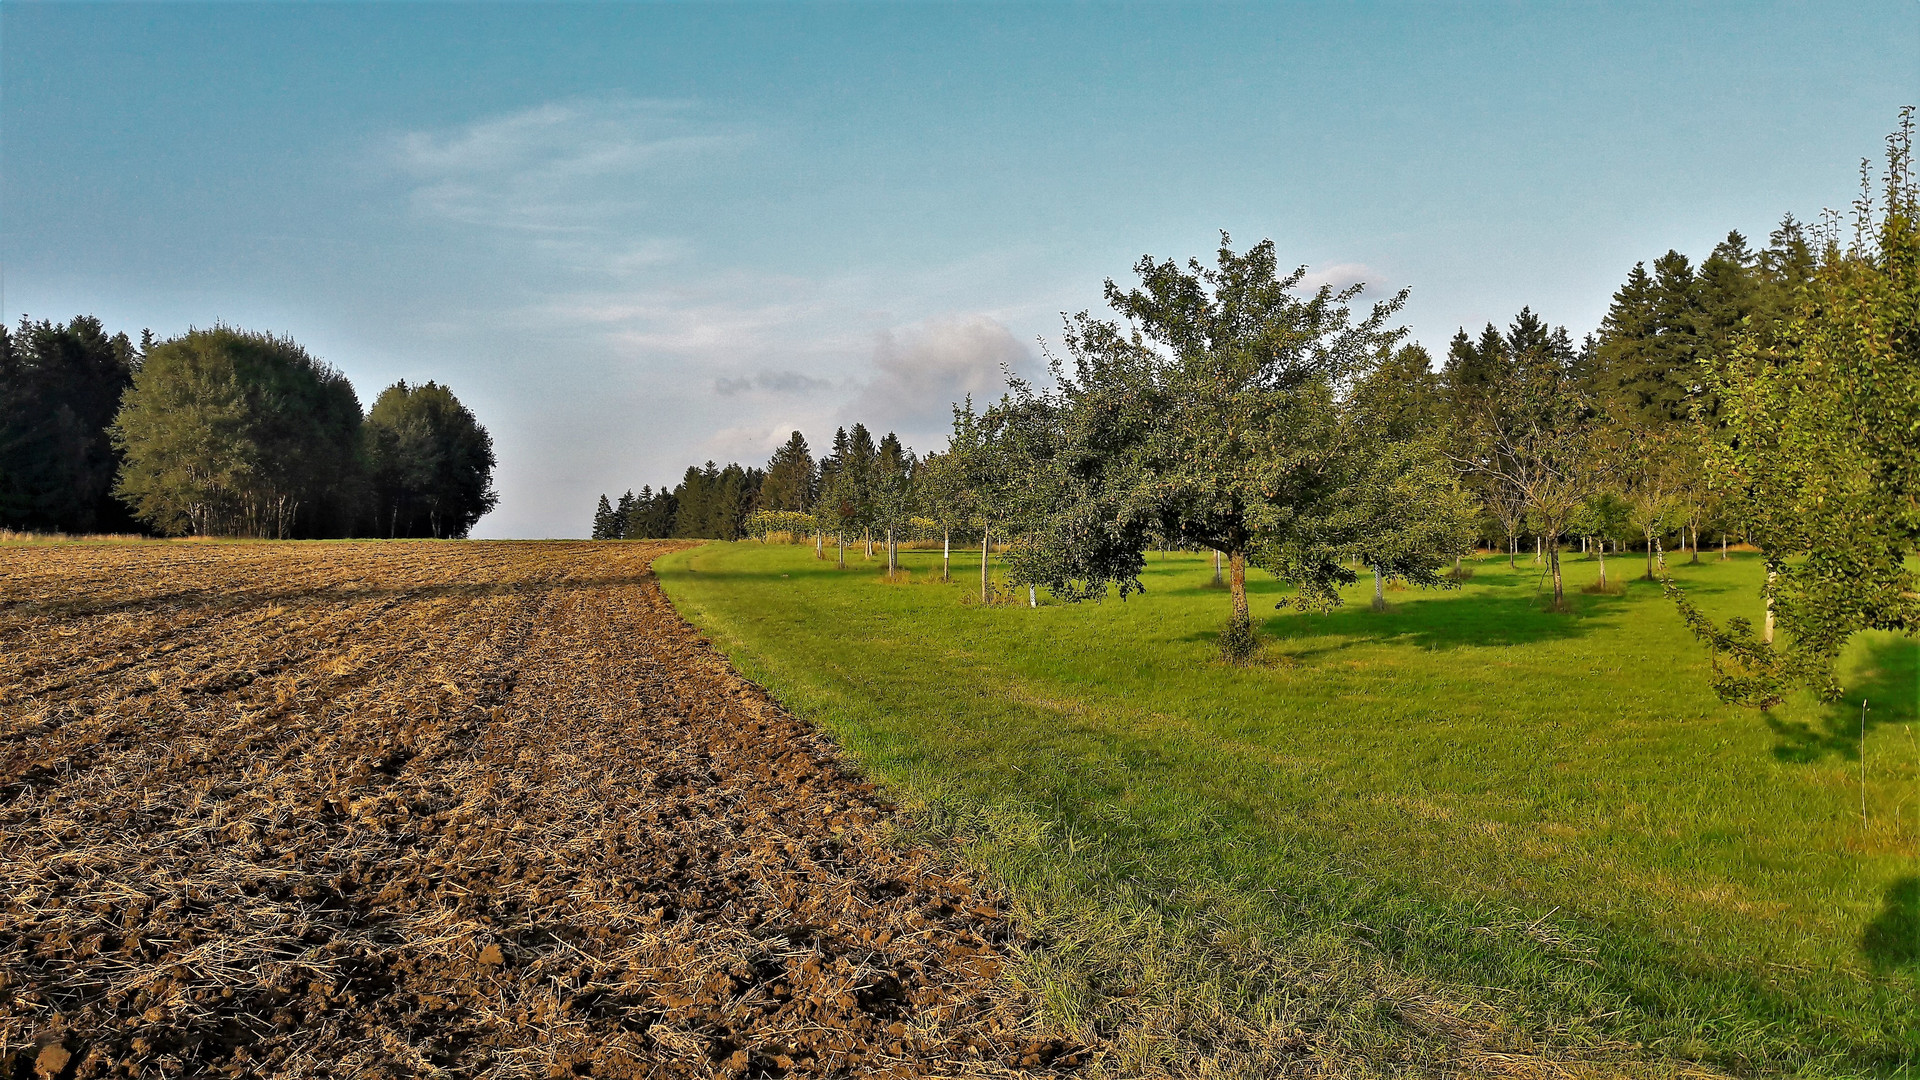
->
1669;112;1920;705
113;327;362;538
363;380;499;539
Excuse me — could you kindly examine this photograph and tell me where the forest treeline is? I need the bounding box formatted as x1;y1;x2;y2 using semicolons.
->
0;323;497;539
597;113;1917;704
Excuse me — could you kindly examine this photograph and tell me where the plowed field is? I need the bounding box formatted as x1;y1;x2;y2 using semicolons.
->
0;541;1072;1079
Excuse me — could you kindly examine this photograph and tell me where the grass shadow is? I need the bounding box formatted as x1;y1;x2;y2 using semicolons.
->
1252;586;1619;653
1861;876;1920;974
1765;637;1919;763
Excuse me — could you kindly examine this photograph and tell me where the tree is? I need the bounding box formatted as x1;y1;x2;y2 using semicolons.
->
112;327;362;538
760;431;816;511
1007;234;1414;657
1592;252;1704;425
1443;325;1527;565
872;432;916;578
1453;315;1600;610
0;316;141;533
916;449;965;581
363;380;499;539
938;398;1032;603
1613;423;1689;579
1669;111;1920;705
664;461;760;539
592;494;616;539
1570;489;1632;589
1345;346;1478;610
845;424;878;557
817;428;856;566
625;485;677;538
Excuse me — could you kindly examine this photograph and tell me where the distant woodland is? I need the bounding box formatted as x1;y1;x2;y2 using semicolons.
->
0;324;496;539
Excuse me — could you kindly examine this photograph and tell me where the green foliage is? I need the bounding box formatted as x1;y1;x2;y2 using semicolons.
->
1007;234;1473;648
111;326;362;538
1342;347;1479;589
758;430;816;512
668;461;764;540
743;509;816;540
363;379;499;539
1673;110;1920;705
0;316;141;533
1448;313;1600;607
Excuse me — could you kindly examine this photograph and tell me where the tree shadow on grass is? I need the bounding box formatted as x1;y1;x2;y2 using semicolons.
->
1765;637;1919;763
1861;876;1920;975
1176;588;1621;655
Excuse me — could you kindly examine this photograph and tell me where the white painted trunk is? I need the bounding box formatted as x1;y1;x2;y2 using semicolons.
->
1764;567;1777;644
981;528;990;604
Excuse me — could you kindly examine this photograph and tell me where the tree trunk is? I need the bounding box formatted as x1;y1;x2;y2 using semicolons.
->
1688;523;1700;564
837;531;845;569
815;529;824;559
1534;535;1542;564
1549;540;1565;609
1212;549;1223;585
981;527;990;604
1596;543;1608;588
865;530;872;559
1721;532;1728;560
943;529;950;581
1763;566;1777;644
1509;536;1517;569
1028;585;1037;608
886;528;896;578
1229;548;1249;625
1372;564;1386;611
1644;528;1655;580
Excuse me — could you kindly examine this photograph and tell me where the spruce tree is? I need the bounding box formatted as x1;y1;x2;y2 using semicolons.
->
761;431;816;511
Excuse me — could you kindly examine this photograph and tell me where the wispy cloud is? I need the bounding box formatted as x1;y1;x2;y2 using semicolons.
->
390;96;746;234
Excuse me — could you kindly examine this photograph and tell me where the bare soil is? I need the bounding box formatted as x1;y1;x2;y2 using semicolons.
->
0;541;1076;1078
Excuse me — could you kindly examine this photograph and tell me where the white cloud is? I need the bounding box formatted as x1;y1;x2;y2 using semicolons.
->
1299;261;1380;293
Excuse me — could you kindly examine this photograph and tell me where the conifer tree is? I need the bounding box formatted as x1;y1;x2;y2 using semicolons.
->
760;431;816;512
0;316;142;533
592;494;615;539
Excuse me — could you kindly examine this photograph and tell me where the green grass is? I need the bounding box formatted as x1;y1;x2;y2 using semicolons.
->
656;542;1919;1077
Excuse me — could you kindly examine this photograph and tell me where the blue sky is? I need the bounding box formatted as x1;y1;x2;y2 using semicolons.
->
3;2;1913;537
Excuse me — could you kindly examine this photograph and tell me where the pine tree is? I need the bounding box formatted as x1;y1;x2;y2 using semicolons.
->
591;494;614;539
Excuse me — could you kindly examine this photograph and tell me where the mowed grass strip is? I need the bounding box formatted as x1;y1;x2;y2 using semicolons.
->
656;542;1919;1077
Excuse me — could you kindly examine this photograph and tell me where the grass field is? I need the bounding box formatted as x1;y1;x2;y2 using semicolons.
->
658;542;1919;1077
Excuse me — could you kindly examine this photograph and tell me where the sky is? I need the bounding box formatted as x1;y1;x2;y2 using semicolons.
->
3;2;1913;538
